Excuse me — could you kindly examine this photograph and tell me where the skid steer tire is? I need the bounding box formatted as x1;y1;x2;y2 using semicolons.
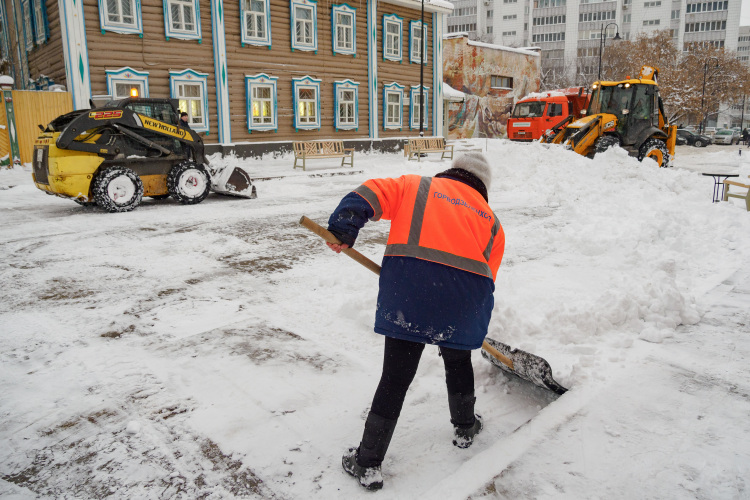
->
638;138;670;168
594;135;620;155
93;167;144;213
167;161;211;205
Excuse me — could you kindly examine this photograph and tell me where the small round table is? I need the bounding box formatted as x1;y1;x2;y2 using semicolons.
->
702;173;739;203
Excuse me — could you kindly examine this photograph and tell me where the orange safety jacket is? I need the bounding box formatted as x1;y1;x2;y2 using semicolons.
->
354;175;504;280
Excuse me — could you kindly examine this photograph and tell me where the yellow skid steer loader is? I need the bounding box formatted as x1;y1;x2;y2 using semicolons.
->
540;66;677;168
32;97;256;212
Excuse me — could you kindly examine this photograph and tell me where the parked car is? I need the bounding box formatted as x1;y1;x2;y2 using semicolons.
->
713;128;741;145
675;135;688;146
704;127;718;137
676;129;712;147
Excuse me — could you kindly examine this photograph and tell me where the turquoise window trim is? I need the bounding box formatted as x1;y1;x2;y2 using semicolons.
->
240;0;271;47
31;0;48;45
106;66;150;98
382;82;404;130
333;79;359;130
382;14;402;62
290;0;318;52
409;85;429;130
162;0;201;41
408;20;428;64
0;0;12;62
169;69;210;134
331;3;356;56
292;75;322;129
246;73;278;132
98;0;143;35
21;0;33;52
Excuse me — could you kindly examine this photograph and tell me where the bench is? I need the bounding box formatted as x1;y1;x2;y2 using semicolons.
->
723;175;750;211
293;140;354;171
404;137;454;162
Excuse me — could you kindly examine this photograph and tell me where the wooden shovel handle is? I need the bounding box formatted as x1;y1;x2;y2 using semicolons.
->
299;216;383;276
300;215;513;369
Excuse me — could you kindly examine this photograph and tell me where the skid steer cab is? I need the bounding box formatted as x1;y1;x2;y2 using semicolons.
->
32;98;256;213
540;66;677;168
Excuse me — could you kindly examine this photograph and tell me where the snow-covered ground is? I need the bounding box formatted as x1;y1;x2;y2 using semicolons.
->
1;140;749;499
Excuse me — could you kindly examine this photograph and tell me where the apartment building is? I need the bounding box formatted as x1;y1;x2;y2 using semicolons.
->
446;0;742;83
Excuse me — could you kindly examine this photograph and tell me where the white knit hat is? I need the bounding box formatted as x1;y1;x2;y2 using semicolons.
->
452;153;492;191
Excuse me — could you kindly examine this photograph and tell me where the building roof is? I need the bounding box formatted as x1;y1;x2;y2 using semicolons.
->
443;33;541;57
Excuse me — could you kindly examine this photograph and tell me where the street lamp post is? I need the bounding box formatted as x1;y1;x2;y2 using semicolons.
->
419;0;425;137
699;57;719;134
597;23;621;82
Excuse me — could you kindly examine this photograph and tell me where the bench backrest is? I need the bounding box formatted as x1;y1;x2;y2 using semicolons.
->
408;137;446;149
293;140;345;155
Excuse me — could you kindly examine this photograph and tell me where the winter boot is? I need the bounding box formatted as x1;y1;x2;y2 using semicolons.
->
448;392;483;449
342;412;397;491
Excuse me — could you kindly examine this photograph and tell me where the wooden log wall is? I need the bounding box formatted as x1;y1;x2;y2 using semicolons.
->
26;0;66;85
224;0;370;143
82;0;218;140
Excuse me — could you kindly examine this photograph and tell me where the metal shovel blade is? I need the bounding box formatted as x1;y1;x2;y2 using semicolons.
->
481;337;568;395
210;164;257;198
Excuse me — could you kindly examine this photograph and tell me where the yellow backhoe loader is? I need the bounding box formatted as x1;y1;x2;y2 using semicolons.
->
540;66;677;168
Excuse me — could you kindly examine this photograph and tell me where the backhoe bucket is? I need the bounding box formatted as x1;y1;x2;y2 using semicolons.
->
209;164;257;199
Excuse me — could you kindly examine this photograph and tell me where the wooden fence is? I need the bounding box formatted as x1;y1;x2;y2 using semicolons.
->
0;90;73;165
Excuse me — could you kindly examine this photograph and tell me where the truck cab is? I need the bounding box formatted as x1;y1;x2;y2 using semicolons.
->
507;88;589;142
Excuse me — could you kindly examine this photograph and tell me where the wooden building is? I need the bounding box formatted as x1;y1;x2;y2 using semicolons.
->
0;0;453;155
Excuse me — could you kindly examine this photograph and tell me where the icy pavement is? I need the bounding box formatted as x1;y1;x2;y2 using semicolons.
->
1;140;749;499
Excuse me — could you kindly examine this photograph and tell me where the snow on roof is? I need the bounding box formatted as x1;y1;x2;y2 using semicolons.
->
442;34;540;57
522;91;566;100
428;0;454;9
0;75;14;85
443;82;466;101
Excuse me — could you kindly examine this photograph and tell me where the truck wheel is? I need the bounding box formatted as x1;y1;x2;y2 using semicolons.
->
594;135;620;154
167;161;211;205
93;167;144;213
638;139;671;168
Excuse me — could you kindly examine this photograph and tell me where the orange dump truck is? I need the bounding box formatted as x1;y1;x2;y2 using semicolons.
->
507;87;590;142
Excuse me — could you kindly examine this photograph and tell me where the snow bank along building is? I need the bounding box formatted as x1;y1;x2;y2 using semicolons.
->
0;0;454;156
443;33;539;139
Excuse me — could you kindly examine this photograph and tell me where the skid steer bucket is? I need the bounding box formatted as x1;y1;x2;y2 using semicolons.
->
209;164;257;199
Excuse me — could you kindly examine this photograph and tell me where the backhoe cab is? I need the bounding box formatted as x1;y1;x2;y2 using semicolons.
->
540;66;677;168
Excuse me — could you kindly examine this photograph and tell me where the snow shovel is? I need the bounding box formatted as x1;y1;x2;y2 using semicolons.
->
208;163;257;199
299;216;568;395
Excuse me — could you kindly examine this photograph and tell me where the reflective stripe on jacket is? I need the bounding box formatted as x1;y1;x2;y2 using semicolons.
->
353;175;504;280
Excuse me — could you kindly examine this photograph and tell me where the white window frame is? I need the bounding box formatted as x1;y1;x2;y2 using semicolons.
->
409;20;427;64
331;4;355;56
409;85;429;130
169;69;209;133
292;75;322;129
290;0;317;52
246;73;278;132
383;14;402;62
163;0;201;40
99;0;143;35
241;0;271;47
382;82;404;130
334;79;359;130
106;66;150;99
